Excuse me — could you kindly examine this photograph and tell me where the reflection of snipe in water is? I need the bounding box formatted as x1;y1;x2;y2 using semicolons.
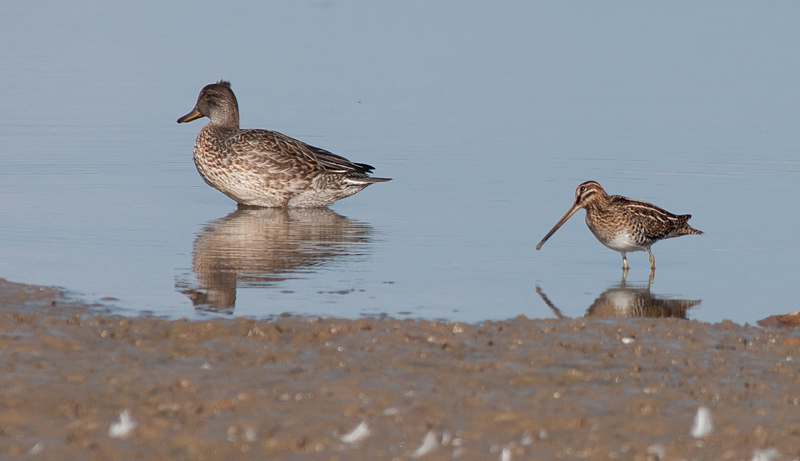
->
536;276;700;319
175;207;373;312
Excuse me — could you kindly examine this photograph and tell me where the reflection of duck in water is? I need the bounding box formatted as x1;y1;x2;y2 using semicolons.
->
176;208;372;312
536;276;699;319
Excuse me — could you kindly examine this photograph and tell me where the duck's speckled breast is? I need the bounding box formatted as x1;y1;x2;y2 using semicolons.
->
192;126;312;207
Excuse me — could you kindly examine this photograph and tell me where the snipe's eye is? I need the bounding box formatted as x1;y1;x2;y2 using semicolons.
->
579;186;586;193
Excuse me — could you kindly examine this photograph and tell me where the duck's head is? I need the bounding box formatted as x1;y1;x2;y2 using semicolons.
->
177;80;239;128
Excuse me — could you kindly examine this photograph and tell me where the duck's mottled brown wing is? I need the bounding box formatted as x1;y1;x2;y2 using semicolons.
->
229;129;375;176
304;144;376;174
224;129;320;177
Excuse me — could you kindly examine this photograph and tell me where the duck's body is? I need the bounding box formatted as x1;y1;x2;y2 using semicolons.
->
536;181;702;272
178;81;390;208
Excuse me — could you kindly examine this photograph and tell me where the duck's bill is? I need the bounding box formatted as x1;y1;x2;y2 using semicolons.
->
177;107;203;123
536;203;581;250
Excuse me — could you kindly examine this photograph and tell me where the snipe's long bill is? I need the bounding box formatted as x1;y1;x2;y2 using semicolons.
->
536;181;702;272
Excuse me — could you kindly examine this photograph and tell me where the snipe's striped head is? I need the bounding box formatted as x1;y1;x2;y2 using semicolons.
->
536;181;608;250
572;180;608;208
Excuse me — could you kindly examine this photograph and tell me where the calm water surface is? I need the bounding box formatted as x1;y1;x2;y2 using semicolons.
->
1;2;799;324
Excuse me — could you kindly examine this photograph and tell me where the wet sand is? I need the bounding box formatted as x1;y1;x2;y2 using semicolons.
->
1;278;799;460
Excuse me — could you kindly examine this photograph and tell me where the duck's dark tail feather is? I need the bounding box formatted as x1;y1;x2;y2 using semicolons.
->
345;175;392;185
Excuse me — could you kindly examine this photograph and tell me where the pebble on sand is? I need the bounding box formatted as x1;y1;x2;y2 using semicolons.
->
690;406;712;438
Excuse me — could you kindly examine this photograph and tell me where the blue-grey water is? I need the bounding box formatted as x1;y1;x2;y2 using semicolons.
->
1;2;798;324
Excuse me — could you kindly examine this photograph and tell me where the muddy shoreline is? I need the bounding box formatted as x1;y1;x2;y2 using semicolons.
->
1;278;799;460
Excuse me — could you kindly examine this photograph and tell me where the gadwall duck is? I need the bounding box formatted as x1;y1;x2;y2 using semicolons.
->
178;81;390;207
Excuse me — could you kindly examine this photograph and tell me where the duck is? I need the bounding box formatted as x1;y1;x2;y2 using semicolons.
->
177;80;390;207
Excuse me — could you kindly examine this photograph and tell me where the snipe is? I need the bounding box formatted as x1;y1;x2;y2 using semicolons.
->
177;81;390;208
536;181;702;272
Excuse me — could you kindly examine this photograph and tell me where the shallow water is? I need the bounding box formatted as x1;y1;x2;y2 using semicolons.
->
1;2;799;324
